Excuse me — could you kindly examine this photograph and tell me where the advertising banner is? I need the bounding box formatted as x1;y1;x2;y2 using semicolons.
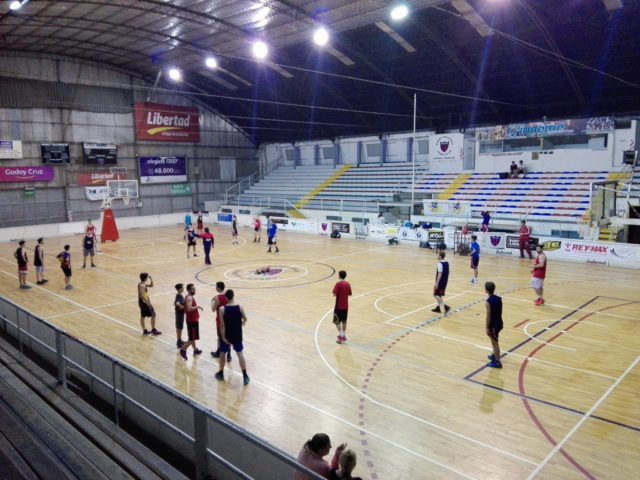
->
0;166;55;183
139;156;187;184
170;183;192;196
85;186;109;201
0;140;23;159
77;171;128;186
429;133;464;162
318;221;330;235
331;222;350;234
217;213;232;223
134;103;200;142
476;117;614;141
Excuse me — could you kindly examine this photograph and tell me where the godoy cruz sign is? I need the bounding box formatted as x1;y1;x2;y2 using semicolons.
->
134;103;200;142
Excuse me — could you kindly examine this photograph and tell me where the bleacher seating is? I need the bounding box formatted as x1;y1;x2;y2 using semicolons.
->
234;164;623;220
305;162;430;211
239;165;339;208
440;171;610;220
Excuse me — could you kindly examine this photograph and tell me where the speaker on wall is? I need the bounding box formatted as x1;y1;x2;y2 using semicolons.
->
623;150;637;165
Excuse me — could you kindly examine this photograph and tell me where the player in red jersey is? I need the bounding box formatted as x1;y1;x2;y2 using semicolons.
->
179;283;203;359
210;281;232;362
253;216;262;242
196;212;204;235
518;220;533;259
531;244;547;305
332;270;352;344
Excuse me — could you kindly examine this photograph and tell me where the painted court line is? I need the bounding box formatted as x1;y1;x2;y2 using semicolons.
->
0;270;477;478
315;281;539;467
525;355;640;480
385;319;616;380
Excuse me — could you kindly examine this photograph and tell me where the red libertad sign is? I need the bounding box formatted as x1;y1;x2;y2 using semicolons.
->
77;172;128;186
134;103;200;143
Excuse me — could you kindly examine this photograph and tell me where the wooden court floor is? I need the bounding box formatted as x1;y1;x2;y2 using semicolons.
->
0;224;638;479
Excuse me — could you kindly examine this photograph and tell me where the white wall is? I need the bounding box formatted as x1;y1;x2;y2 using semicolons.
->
265;120;638;174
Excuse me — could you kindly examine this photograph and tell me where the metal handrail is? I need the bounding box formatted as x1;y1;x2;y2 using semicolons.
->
0;298;324;480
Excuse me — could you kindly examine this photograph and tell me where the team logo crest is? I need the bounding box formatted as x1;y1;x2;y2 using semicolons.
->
321;223;327;231
490;236;501;246
437;136;453;155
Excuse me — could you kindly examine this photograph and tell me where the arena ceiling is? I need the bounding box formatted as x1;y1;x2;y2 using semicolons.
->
1;0;640;145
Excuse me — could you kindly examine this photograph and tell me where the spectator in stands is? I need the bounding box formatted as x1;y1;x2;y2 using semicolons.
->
328;449;362;480
509;161;518;178
294;433;346;480
517;160;527;178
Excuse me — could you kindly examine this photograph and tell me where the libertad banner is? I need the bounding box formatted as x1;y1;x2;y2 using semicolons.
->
0;166;55;183
77;171;128;186
134;103;200;143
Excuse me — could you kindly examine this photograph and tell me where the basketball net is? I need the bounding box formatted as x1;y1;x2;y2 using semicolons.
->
122;194;130;206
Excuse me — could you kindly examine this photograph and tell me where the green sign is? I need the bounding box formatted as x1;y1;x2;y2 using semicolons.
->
170;183;192;196
23;188;35;197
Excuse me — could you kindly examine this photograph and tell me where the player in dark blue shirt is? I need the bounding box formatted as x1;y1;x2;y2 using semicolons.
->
484;281;504;368
469;234;480;284
185;225;199;258
82;233;96;268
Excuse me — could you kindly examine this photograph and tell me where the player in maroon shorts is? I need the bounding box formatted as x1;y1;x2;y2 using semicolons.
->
14;240;30;289
332;270;352;344
253;216;261;242
432;251;451;315
179;283;203;359
196;212;204;235
210;281;232;362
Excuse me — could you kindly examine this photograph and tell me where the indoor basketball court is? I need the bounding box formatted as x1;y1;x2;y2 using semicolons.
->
0;221;637;480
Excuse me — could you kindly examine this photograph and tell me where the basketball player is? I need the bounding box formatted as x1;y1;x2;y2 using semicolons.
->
432;251;451;315
480;211;491;233
185;224;199;258
179;283;203;359
253;215;262;242
332;270;352;344
138;273;161;335
469;234;480;284
56;245;72;290
484;281;503;369
210;281;231;362
174;283;185;348
14;240;30;289
215;289;249;385
267;220;279;253
34;238;48;285
81;232;96;268
196;211;204;235
200;227;214;265
519;220;533;259
232;215;239;245
531;244;547;305
86;219;100;252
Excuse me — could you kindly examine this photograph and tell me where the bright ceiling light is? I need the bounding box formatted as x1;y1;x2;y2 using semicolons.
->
390;5;409;21
168;68;181;81
313;27;329;46
9;1;22;10
252;40;268;60
205;57;218;69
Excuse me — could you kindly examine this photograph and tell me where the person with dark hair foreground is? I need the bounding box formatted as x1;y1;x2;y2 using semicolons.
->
294;433;346;480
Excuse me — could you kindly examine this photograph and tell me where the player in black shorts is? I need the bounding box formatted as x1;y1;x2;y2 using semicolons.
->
174;283;185;348
484;281;504;368
138;273;161;336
